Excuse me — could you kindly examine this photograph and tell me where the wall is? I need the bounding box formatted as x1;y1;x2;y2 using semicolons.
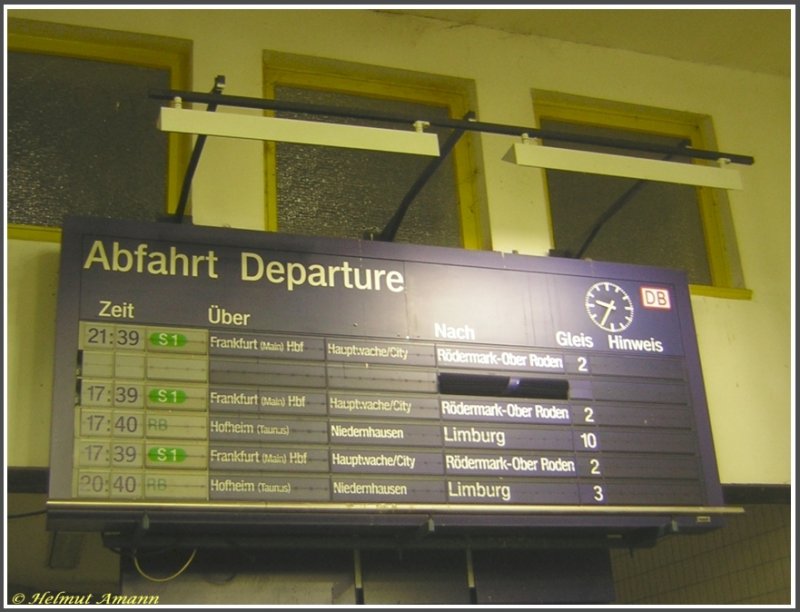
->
611;503;792;604
8;493;792;604
6;7;791;486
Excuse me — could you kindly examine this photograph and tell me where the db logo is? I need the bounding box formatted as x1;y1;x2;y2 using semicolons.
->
641;286;671;310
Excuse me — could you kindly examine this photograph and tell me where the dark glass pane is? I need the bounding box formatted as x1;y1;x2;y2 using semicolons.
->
541;118;712;285
275;86;461;247
7;51;170;227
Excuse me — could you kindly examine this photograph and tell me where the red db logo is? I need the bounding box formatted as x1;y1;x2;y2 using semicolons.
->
641;286;671;310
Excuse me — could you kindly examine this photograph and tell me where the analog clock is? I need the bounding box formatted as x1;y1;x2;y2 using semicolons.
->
585;281;634;332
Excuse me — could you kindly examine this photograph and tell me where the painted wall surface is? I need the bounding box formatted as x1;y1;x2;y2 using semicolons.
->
6;8;791;485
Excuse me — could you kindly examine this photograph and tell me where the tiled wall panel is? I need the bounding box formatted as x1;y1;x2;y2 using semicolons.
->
611;504;791;604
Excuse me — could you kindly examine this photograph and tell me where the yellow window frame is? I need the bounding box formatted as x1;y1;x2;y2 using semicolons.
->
6;18;192;242
533;93;751;299
262;57;485;250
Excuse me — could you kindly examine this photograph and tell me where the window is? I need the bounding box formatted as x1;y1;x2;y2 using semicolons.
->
533;91;749;297
263;53;485;249
6;18;191;241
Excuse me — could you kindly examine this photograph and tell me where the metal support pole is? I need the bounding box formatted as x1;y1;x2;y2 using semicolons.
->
572;142;692;259
150;87;754;166
171;76;226;223
376;111;475;242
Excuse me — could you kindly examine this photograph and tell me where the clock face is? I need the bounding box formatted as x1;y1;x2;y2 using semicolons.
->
585;281;634;332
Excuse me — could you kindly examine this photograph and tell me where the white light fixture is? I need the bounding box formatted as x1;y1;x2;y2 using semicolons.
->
505;140;743;190
158;106;440;156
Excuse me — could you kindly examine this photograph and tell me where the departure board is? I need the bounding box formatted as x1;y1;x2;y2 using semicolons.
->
47;216;730;534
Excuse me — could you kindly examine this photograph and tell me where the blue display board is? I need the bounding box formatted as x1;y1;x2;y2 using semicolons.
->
47;217;730;535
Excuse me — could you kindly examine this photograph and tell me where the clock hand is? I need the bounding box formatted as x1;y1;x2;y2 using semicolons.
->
597;300;616;327
595;299;616;310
